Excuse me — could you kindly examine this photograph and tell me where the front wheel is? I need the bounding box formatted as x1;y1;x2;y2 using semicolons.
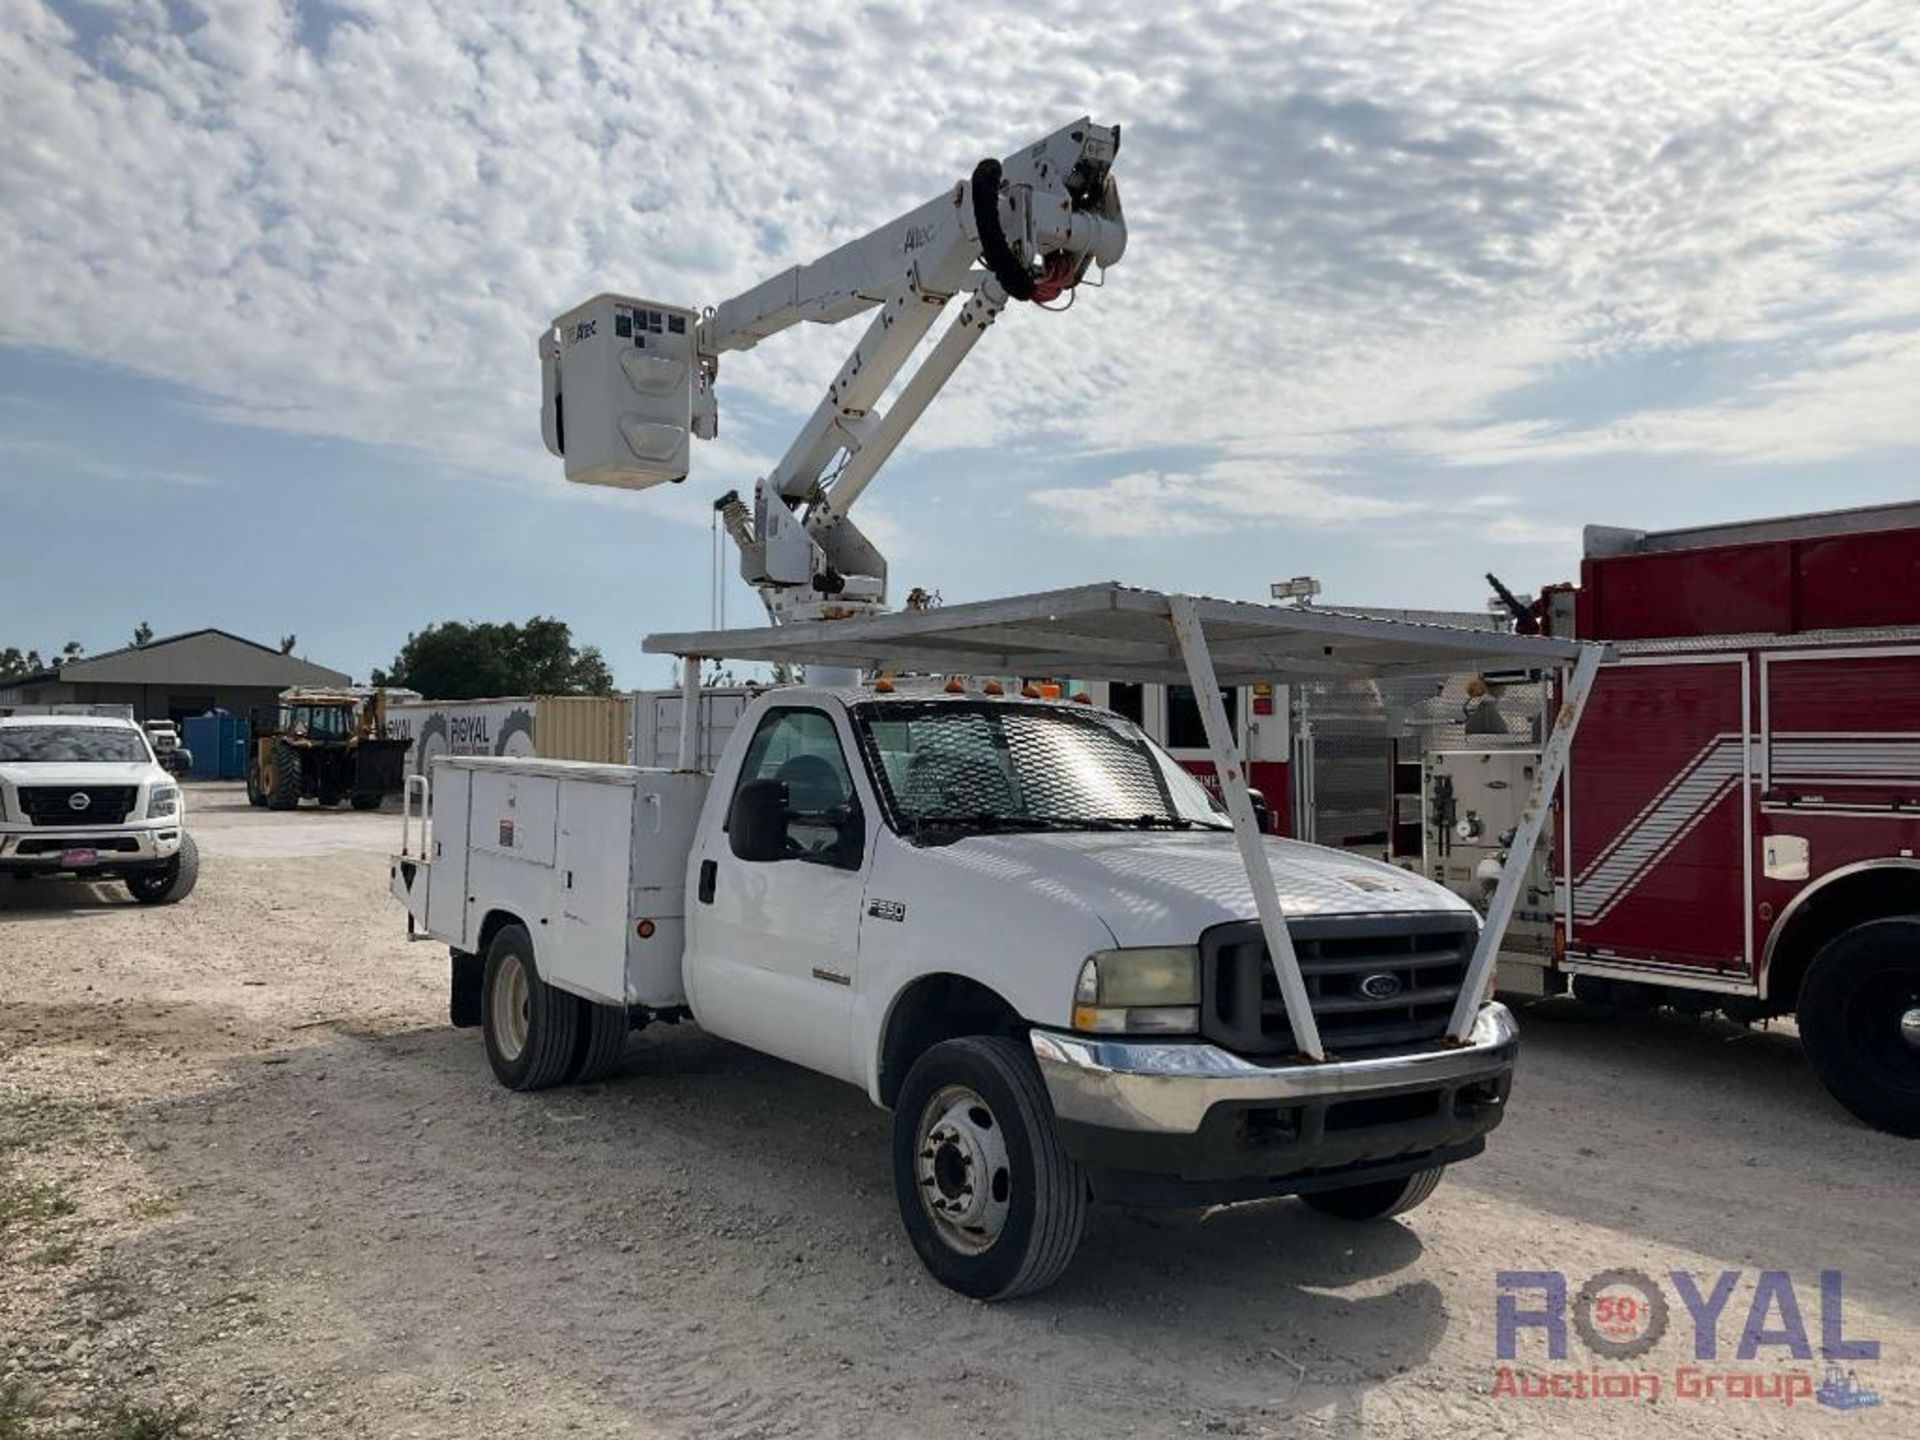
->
1300;1165;1445;1220
891;1036;1086;1300
266;739;303;811
245;766;266;807
349;793;383;812
126;834;200;906
480;924;578;1091
1797;917;1920;1138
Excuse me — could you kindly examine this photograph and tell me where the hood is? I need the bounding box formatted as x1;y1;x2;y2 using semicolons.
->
921;829;1472;946
0;762;162;790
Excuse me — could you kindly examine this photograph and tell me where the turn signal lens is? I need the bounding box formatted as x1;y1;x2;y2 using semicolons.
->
1072;948;1201;1036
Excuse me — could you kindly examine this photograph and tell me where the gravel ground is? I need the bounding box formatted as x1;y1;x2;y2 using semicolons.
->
1;783;1915;1438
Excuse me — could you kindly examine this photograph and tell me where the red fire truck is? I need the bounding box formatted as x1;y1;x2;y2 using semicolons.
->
1512;501;1920;1136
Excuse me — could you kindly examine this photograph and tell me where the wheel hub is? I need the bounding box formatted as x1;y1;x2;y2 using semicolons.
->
1899;1007;1920;1054
491;953;531;1062
915;1085;1012;1255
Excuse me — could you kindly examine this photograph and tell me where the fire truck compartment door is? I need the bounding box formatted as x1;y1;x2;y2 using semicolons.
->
1566;657;1752;974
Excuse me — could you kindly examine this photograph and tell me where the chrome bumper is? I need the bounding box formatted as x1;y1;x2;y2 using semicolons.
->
1030;1001;1518;1136
0;826;181;866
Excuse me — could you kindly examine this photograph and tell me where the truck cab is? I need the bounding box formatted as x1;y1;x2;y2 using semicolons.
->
393;683;1518;1298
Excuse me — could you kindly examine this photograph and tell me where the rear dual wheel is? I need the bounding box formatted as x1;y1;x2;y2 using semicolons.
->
478;924;629;1090
481;925;577;1090
1798;917;1920;1138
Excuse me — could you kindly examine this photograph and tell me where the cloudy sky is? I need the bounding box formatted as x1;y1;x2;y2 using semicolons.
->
2;0;1916;685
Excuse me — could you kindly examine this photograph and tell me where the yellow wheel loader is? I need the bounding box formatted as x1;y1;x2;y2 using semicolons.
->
247;690;410;812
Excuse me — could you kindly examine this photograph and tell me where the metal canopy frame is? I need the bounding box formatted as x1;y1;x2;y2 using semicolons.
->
648;582;1605;1061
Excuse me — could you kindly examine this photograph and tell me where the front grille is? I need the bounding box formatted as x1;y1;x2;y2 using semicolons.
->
17;786;138;826
1201;912;1477;1057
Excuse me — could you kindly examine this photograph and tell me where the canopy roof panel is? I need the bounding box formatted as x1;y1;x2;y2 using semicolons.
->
645;582;1590;683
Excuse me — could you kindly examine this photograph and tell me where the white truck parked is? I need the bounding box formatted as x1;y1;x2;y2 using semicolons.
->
393;119;1601;1296
0;712;198;904
395;665;1535;1297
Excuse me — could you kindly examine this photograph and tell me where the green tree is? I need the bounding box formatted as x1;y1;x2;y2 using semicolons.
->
1;646;52;679
371;618;614;700
132;620;154;647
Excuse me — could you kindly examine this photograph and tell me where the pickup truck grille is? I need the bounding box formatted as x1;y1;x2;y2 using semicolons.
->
16;785;139;826
1200;912;1478;1057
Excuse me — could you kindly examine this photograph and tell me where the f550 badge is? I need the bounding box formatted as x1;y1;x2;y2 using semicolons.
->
868;899;907;923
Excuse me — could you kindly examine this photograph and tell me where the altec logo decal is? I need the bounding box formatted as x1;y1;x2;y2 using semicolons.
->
1573;731;1920;925
1493;1268;1882;1410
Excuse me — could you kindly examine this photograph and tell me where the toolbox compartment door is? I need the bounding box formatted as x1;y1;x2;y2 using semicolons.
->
548;777;637;1007
425;765;472;944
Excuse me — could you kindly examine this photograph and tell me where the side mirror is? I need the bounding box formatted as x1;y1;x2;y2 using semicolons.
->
729;778;790;862
1246;787;1274;834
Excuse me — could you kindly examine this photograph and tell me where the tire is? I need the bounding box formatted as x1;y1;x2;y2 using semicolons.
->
126;834;200;906
891;1036;1086;1300
1300;1165;1445;1220
350;793;383;812
266;739;303;811
1796;917;1920;1138
245;765;266;808
480;924;577;1091
568;999;629;1084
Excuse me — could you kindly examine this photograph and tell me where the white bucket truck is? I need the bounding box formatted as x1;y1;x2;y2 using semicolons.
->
392;586;1598;1298
392;120;1601;1296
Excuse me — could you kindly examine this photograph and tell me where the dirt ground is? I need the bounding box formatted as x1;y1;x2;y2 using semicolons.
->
2;783;1915;1438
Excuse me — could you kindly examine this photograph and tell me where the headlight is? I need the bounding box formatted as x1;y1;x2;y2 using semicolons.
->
1072;947;1200;1035
148;784;180;819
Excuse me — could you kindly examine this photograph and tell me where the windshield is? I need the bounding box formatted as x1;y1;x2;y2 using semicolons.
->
282;704;353;738
0;725;151;764
854;701;1227;837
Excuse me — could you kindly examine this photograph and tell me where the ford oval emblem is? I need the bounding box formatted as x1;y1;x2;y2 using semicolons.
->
1358;971;1403;1001
67;791;91;812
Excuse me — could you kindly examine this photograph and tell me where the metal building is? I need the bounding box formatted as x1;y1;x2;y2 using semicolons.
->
0;630;351;726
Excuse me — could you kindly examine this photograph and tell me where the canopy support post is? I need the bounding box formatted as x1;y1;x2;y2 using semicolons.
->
675;655;702;771
1447;643;1606;1040
1168;593;1325;1061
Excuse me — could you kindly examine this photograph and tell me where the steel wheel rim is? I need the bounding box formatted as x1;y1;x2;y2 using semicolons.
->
491;952;531;1062
1899;1006;1920;1054
1844;972;1920;1081
914;1084;1012;1255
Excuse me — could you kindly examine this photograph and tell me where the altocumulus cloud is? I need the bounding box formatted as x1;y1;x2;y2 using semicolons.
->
1;0;1916;535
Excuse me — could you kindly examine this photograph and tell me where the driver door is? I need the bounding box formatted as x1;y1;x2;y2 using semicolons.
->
687;705;869;1084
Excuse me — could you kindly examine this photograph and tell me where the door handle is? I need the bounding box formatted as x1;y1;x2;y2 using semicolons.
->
697;858;717;904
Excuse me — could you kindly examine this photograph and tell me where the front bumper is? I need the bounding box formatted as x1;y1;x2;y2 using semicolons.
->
0;825;182;874
1030;1002;1518;1206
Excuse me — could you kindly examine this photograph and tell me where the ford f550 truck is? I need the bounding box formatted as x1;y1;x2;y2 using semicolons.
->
393;673;1530;1298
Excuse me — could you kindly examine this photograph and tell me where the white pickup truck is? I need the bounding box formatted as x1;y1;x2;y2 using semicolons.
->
0;714;199;904
392;683;1517;1298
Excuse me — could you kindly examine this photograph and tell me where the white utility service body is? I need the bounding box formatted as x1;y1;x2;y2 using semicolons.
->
401;758;706;1011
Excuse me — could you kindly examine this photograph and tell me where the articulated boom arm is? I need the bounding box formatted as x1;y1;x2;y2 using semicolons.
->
540;118;1125;624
